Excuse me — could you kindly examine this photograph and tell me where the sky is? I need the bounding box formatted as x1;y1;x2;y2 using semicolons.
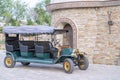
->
22;0;42;8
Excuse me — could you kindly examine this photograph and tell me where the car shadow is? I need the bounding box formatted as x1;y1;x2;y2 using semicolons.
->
15;63;64;72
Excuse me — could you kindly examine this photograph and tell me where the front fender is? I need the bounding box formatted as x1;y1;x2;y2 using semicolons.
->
55;55;74;63
6;51;15;61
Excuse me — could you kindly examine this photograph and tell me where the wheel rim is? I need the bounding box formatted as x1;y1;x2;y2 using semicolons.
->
80;64;85;68
64;61;70;71
79;59;85;68
79;59;84;62
5;58;12;66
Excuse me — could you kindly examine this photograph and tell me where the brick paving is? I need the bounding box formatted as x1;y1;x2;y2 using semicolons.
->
0;50;120;80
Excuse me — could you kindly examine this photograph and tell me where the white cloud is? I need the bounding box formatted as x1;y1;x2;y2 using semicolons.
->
21;0;42;8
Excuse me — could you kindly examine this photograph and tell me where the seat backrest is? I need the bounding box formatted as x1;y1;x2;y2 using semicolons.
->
35;45;44;53
20;41;34;49
35;41;52;52
5;43;13;52
5;40;19;51
19;43;28;52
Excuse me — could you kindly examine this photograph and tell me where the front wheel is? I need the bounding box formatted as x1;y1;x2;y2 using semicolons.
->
21;62;30;66
78;57;89;70
63;58;74;73
4;55;16;68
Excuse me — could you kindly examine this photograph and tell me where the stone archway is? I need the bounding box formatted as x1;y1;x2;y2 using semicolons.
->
54;18;77;48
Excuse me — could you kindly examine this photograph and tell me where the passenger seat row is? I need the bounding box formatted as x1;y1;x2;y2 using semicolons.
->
6;41;58;58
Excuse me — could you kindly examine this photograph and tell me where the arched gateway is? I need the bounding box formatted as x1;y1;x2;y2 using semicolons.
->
54;18;77;48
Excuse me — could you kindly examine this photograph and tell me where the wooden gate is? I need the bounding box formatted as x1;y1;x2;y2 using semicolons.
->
63;24;73;48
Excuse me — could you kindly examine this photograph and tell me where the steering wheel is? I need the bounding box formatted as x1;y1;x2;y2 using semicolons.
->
54;39;60;46
56;39;60;44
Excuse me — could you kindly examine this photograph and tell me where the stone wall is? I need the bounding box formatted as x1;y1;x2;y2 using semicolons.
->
94;6;120;65
51;6;120;65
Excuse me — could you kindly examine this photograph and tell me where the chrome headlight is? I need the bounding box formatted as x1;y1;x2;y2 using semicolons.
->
71;49;86;57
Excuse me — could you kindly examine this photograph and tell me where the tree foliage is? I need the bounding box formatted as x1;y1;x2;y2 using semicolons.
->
0;27;3;32
34;0;51;26
0;0;12;18
0;0;28;26
27;19;34;25
0;0;51;26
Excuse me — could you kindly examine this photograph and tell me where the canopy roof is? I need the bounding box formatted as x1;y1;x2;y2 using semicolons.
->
3;25;55;34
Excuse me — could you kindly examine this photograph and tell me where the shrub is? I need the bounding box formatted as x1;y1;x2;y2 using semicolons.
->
0;27;3;32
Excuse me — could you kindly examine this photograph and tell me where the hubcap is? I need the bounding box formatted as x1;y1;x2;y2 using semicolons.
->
64;61;70;71
79;59;85;68
80;64;85;68
6;58;12;66
79;59;84;62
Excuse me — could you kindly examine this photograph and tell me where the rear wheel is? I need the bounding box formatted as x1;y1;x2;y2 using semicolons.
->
4;55;16;68
21;62;30;66
78;57;89;70
63;58;74;73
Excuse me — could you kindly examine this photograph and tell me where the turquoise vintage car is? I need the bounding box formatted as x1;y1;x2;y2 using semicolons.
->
3;25;89;73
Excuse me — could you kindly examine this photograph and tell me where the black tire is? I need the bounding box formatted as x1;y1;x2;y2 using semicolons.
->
21;62;30;66
63;58;74;73
4;55;16;68
78;57;89;70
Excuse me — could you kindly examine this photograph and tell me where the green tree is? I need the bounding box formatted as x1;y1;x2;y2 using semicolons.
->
0;0;28;26
0;27;3;32
0;0;13;18
27;19;34;25
34;0;51;26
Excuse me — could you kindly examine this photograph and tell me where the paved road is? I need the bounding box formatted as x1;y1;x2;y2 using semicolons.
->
0;50;120;80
